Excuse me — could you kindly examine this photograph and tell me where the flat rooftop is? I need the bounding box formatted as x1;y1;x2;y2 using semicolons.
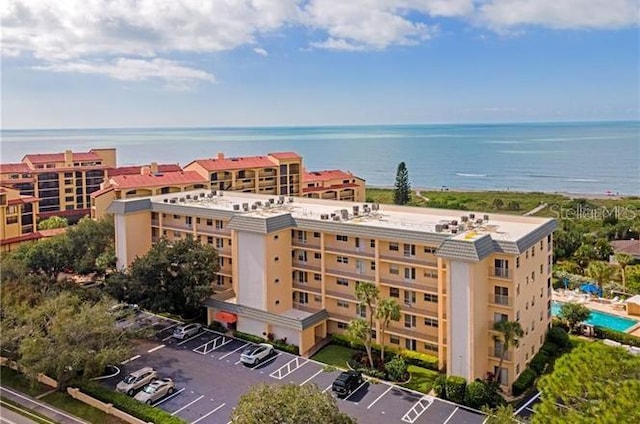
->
151;190;553;243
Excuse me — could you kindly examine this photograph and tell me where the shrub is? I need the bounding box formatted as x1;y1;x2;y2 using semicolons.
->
433;375;447;399
79;382;186;424
464;380;492;409
208;321;227;333
512;368;537;396
539;341;560;357
529;351;548;375
273;340;299;355
400;350;439;371
445;376;467;404
232;331;299;354
593;326;640;347
332;333;357;348
546;327;570;348
233;331;265;344
384;356;408;382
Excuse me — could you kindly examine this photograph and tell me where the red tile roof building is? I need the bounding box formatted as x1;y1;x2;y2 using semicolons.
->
302;169;366;202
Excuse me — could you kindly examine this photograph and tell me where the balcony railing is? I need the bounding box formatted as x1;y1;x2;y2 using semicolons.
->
324;267;375;281
379;254;438;268
386;328;438;344
489;348;512;361
291;262;321;273
490;267;511;279
400;302;438;318
291;240;321;250
292;282;321;294
379;277;438;294
325;246;375;258
490;294;512;307
325;289;357;302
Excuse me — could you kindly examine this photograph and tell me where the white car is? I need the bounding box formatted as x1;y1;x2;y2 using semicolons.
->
172;323;202;340
134;378;176;405
240;343;274;365
116;367;157;396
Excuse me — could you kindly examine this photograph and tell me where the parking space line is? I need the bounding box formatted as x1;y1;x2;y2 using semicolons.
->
162;334;175;342
194;336;232;355
147;344;165;353
401;396;434;423
299;369;323;386
322;384;332;393
342;380;368;402
191;403;226;424
153;388;185;407
249;352;280;370
177;331;205;346
90;365;121;381
120;354;141;365
170;394;204;416
367;384;393;409
219;343;249;360
514;391;541;416
442;407;459;424
269;357;308;380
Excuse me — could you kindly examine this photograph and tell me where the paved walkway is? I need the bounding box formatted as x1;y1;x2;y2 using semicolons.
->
523;203;548;216
0;386;88;424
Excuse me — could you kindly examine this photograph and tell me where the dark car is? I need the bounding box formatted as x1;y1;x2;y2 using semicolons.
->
332;370;363;397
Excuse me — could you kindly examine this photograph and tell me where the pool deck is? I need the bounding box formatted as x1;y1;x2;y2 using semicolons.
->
552;290;640;336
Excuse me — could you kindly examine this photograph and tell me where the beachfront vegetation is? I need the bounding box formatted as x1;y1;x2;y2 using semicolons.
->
231;383;356;424
393;162;411;205
533;342;640;423
557;303;591;333
104;237;219;318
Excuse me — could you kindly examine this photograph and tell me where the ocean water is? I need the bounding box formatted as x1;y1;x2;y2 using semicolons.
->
1;121;639;195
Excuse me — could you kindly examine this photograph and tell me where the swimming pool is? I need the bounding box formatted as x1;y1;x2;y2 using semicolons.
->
551;301;639;332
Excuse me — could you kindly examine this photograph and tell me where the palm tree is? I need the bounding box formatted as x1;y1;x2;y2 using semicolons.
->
355;281;379;368
614;253;634;292
375;298;401;362
492;320;523;385
346;318;372;367
586;261;613;288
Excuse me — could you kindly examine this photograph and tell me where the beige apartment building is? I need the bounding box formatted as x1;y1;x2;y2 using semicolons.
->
109;190;556;389
302;169;366;202
0;186;40;252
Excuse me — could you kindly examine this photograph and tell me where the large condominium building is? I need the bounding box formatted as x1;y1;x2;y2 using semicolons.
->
302;170;366;202
109;190;556;390
0;187;39;252
1;149;117;219
184;152;302;196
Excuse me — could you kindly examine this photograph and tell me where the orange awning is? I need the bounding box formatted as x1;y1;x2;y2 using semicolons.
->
215;311;238;323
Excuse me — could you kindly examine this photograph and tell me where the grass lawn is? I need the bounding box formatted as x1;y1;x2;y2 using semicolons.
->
0;397;54;424
311;344;355;369
400;365;439;394
0;367;50;397
42;392;126;424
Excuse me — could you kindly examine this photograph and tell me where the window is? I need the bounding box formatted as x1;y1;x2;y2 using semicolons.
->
532;247;535;257
526;301;529;310
540;240;544;251
370;239;376;248
337;300;349;308
517;283;520;295
540;264;543;274
216;238;224;249
390;336;400;345
337;256;349;264
424;344;438;353
337;322;348;330
314;295;322;302
516;257;520;268
516;310;520;321
404;290;416;305
390;264;399;275
314;273;322;281
403;243;416;257
314;252;322;259
215;219;223;230
370;262;376;271
424;318;438;328
314;232;321;238
298;292;308;304
274;235;279;240
173;231;181;238
404;314;417;328
424;246;437;254
297;251;307;262
219;257;224;267
206;219;213;226
531;271;535;281
404;267;416;280
516;364;520;374
389;242;399;251
337;278;349;287
423;270;438;278
337;235;348;242
357;304;366;318
390;288;400;298
424;293;438;303
526;250;529;259
296;271;308;283
494;286;509;305
494;313;508;323
6;216;18;225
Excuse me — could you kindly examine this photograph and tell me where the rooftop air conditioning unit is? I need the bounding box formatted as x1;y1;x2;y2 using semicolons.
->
256;201;262;207
340;209;349;220
251;204;258;210
163;199;168;203
442;223;449;230
269;198;275;204
233;204;240;211
279;196;285;203
330;213;336;218
170;199;176;204
435;224;443;232
321;214;329;220
333;215;341;221
179;197;185;202
242;203;249;211
363;205;370;213
372;203;379;211
476;218;483;224
469;213;475;219
484;214;490;221
461;216;468;223
217;191;224;197
451;228;458;234
288;197;294;203
186;194;191;199
200;192;205;198
458;224;466;232
207;193;213;198
451;219;458;226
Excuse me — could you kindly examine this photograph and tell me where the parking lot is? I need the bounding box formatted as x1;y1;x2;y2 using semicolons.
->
107;312;486;424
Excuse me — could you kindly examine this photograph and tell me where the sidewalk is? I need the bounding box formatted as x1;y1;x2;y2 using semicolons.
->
0;385;89;424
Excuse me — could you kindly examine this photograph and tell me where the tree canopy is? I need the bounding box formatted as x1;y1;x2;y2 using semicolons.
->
37;216;68;230
533;342;640;423
230;383;356;424
105;237;219;318
393;162;411;205
558;302;591;333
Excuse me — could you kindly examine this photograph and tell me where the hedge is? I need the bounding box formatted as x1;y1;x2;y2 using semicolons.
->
444;376;466;404
529;351;548;375
512;368;537;396
546;327;570;348
232;331;299;355
539;341;560;357
79;382;186;424
433;375;447;399
593;326;640;347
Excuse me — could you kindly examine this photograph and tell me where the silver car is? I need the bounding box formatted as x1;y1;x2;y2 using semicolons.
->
116;367;157;396
134;378;176;405
172;323;202;340
240;343;274;365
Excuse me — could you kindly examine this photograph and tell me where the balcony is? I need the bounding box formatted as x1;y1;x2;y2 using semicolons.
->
386;327;438;344
379;276;438;293
291;240;321;250
324;267;375;282
490;294;513;307
325;246;375;259
400;303;438;318
489;348;512;361
291;261;321;273
325;289;357;302
292;282;321;295
379;254;438;268
490;267;512;279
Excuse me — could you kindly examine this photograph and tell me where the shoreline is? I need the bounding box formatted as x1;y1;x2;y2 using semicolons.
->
369;186;635;200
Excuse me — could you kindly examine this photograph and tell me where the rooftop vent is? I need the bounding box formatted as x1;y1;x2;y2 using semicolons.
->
288;197;294;203
179;197;185;202
451;228;458;234
451;219;458;226
469;213;475;219
279;196;285;203
435;224;443;232
320;214;329;220
332;215;341;221
217;190;224;197
353;205;359;214
251;204;258;210
186;194;191;199
483;214;490;222
340;209;349;220
199;192;205;198
256;201;262;207
233;204;240;211
372;203;380;211
461;216;469;223
442;223;449;230
242;203;249;211
476;218;483;224
163;199;168;203
269;198;275;204
170;198;176;204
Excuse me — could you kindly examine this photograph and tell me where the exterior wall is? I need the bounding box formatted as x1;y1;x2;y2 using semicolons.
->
114;211;152;269
264;229;294;314
448;261;472;379
236;231;266;310
0;188;40;252
237;317;267;337
92;190;116;220
90;149;117;168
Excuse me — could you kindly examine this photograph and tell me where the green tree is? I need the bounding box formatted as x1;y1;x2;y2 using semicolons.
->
626;265;640;295
614;252;634;291
375;297;400;362
481;405;518;424
110;237;219;317
393;162;411;205
593;238;613;260
384;355;407;382
586;260;613;288
66;217;115;275
230;383;356;424
573;243;596;271
464;381;492;409
558;302;591;333
534;342;640;423
492;198;504;210
492;321;523;385
354;281;379;368
37;216;68;230
13;235;72;280
7;292;132;390
346;319;373;368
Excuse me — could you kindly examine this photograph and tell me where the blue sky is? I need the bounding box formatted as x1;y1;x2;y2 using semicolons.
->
2;0;639;129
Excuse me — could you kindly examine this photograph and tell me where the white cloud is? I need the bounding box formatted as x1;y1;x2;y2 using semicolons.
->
477;0;640;30
34;58;215;85
253;47;269;56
